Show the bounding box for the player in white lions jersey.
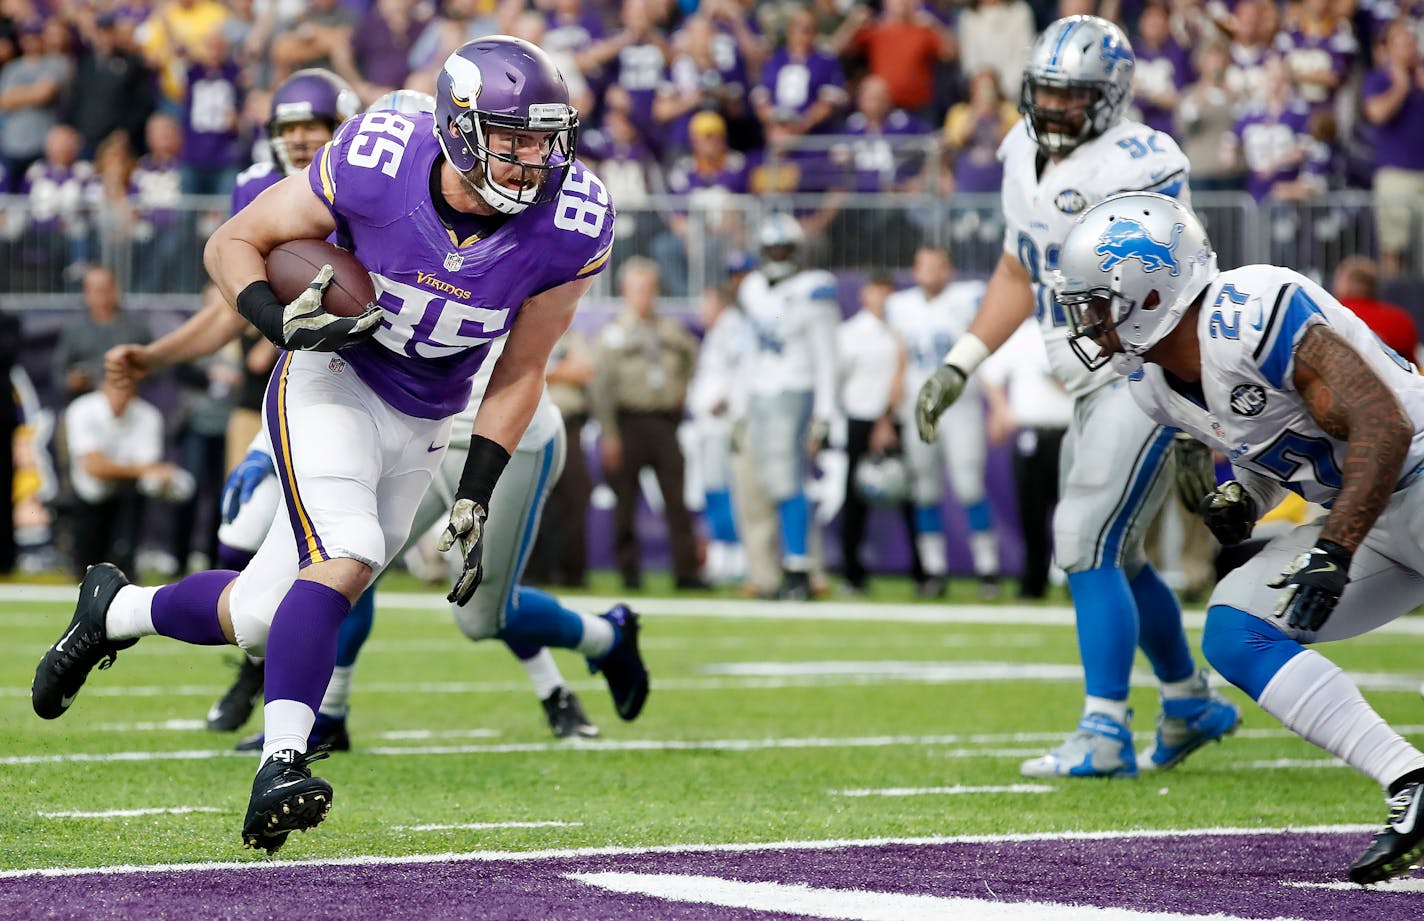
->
[1057,192,1424,885]
[915,15,1239,778]
[738,214,840,600]
[886,247,1000,598]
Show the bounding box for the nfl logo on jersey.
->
[444,252,464,272]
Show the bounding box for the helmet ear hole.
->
[1143,290,1162,311]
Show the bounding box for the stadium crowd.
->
[1,0,1422,589]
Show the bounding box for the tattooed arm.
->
[1292,324,1414,553]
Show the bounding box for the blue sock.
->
[965,499,992,533]
[265,580,350,712]
[1067,566,1138,701]
[914,504,944,535]
[498,586,586,650]
[336,587,375,669]
[778,493,810,558]
[1203,605,1306,700]
[705,489,739,543]
[151,570,236,646]
[1130,563,1195,684]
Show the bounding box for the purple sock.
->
[216,542,254,571]
[151,570,237,646]
[265,580,351,712]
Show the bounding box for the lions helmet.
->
[757,212,804,284]
[434,36,579,215]
[369,89,436,116]
[1056,192,1218,374]
[268,69,359,175]
[1020,15,1135,157]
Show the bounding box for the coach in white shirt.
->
[836,273,918,592]
[64,376,179,576]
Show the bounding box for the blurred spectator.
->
[956,0,1034,101]
[1177,42,1246,192]
[88,132,140,278]
[1331,255,1422,364]
[181,30,243,195]
[132,113,195,293]
[137,0,231,107]
[527,327,597,589]
[592,257,704,591]
[545,0,611,76]
[599,0,672,158]
[1227,57,1316,202]
[1273,0,1356,113]
[340,0,431,102]
[68,13,155,160]
[942,68,1017,195]
[268,0,356,84]
[168,284,238,573]
[583,101,670,288]
[1223,0,1275,111]
[751,8,847,148]
[838,0,955,122]
[0,308,17,573]
[0,20,71,190]
[981,320,1071,599]
[686,284,749,586]
[508,9,591,117]
[654,13,750,156]
[836,272,910,594]
[662,110,751,296]
[51,264,153,404]
[14,125,95,291]
[63,375,183,577]
[225,319,279,472]
[1132,3,1191,138]
[407,0,510,89]
[1362,20,1424,277]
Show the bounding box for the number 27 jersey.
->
[999,118,1189,399]
[309,110,615,420]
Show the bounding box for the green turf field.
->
[1,573,1420,872]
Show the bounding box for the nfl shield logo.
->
[444,252,464,272]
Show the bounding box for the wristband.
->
[1315,538,1354,565]
[456,434,512,510]
[944,333,990,376]
[236,280,286,347]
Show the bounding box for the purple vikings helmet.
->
[435,36,579,215]
[268,69,359,175]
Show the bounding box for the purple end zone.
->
[0,832,1414,921]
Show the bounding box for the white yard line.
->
[395,821,582,832]
[35,807,221,819]
[833,785,1055,797]
[0,825,1376,879]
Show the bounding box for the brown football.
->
[265,239,376,318]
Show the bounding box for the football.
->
[265,239,376,318]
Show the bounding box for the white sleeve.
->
[811,302,840,423]
[130,403,165,465]
[63,397,100,458]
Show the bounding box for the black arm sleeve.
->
[456,434,512,510]
[235,280,286,348]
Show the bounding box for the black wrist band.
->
[236,280,286,347]
[457,434,511,509]
[1316,538,1353,564]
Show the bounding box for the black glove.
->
[436,498,487,605]
[1268,539,1352,632]
[1198,480,1258,546]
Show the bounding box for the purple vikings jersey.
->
[753,49,847,127]
[184,61,244,170]
[308,110,615,420]
[1233,103,1313,202]
[1274,23,1357,108]
[231,161,281,215]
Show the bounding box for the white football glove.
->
[436,498,487,605]
[280,264,382,352]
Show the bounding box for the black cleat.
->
[589,605,649,721]
[32,564,137,719]
[542,686,600,739]
[206,657,265,732]
[778,570,812,601]
[235,714,351,753]
[915,577,947,599]
[1350,782,1424,884]
[241,749,333,854]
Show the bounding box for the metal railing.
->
[0,189,1416,310]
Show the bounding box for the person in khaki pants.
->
[592,257,704,590]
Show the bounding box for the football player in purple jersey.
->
[37,37,646,855]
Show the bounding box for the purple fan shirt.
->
[184,61,243,171]
[834,109,929,192]
[230,160,281,215]
[1361,69,1424,172]
[22,161,94,231]
[308,111,615,419]
[1134,41,1192,137]
[660,49,746,153]
[612,38,669,152]
[752,48,846,128]
[132,155,183,226]
[1232,103,1313,201]
[1274,22,1357,109]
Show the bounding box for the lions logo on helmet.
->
[1056,192,1217,374]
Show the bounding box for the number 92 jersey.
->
[308,109,615,420]
[999,118,1190,399]
[1128,264,1424,506]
